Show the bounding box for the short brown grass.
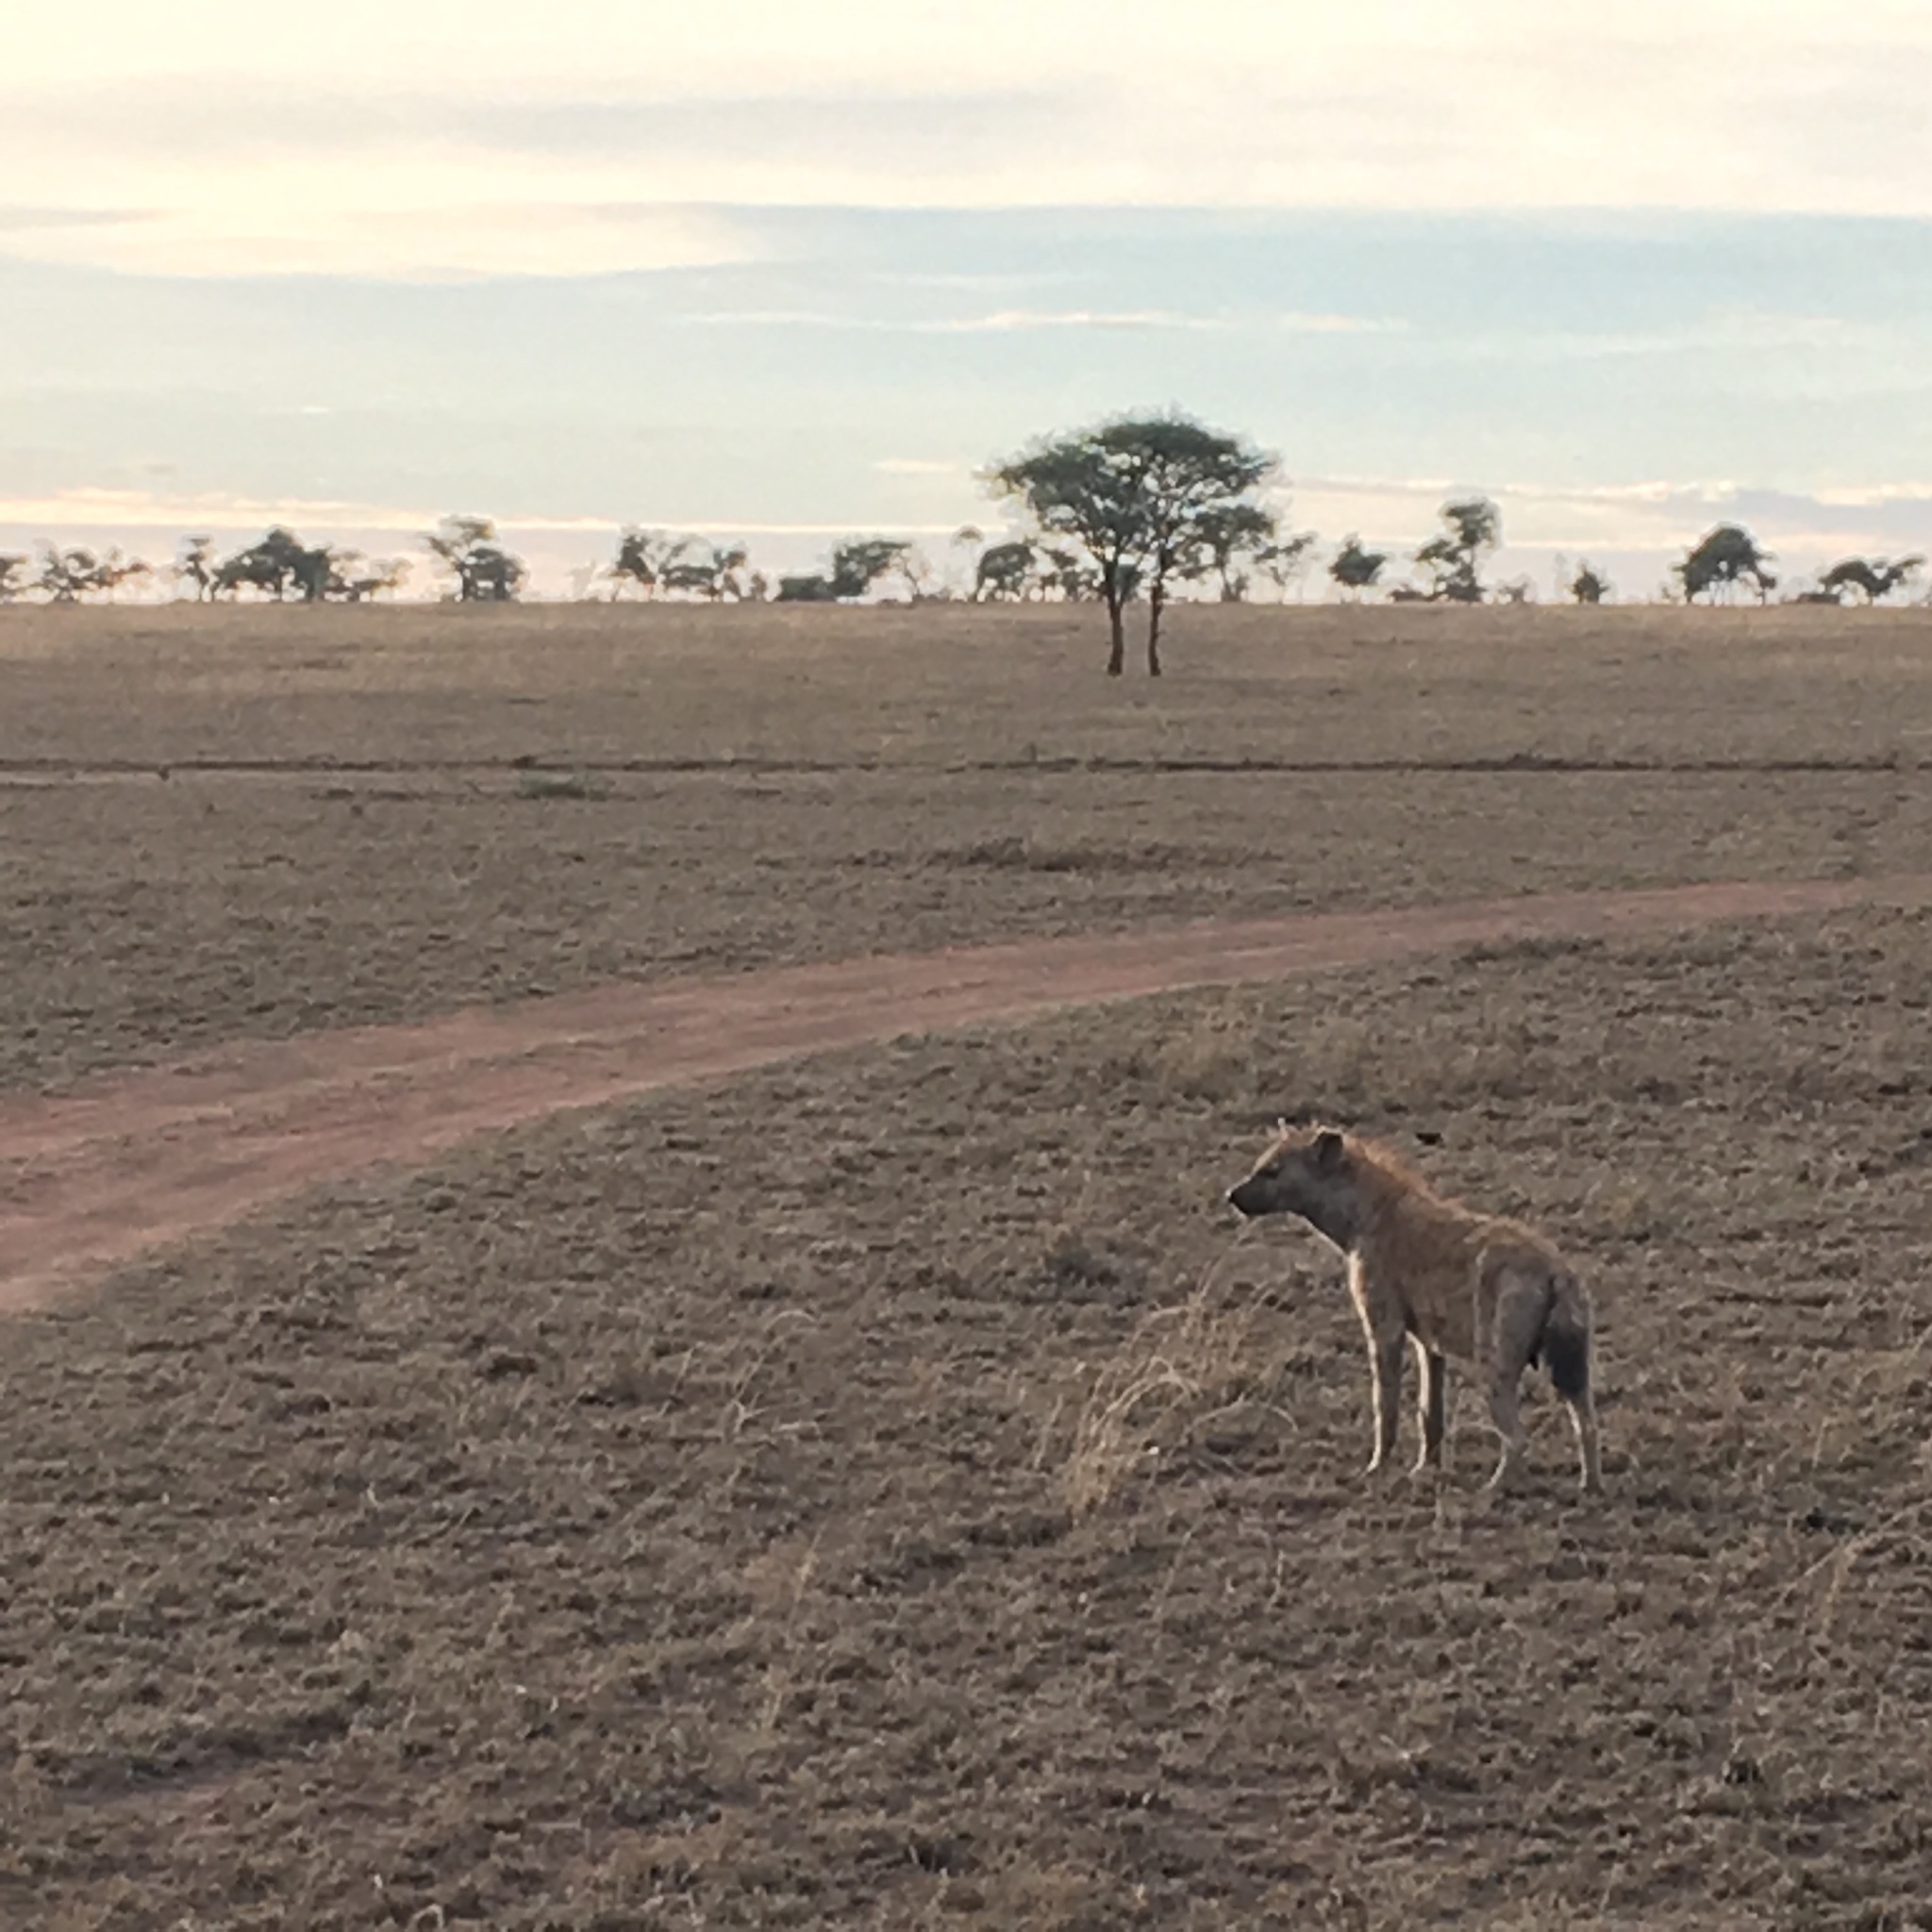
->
[3,601,1932,1924]
[8,909,1932,1925]
[3,602,1929,1091]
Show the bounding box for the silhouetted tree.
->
[425,515,525,602]
[330,553,410,601]
[174,535,216,601]
[206,528,397,602]
[1251,531,1319,601]
[610,530,756,601]
[212,527,319,600]
[1817,554,1924,606]
[610,527,683,598]
[1677,525,1776,604]
[777,538,913,604]
[988,412,1276,675]
[1570,562,1610,605]
[829,538,912,600]
[35,542,148,602]
[974,538,1039,601]
[719,545,758,600]
[1412,495,1501,603]
[1038,546,1101,602]
[775,573,837,603]
[1328,535,1388,599]
[0,553,27,601]
[1195,501,1278,602]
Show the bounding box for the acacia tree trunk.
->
[1104,572,1126,675]
[1145,577,1165,676]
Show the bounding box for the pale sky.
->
[7,2,1932,593]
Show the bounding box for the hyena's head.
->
[1225,1122,1356,1234]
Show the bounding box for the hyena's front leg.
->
[1365,1321,1407,1474]
[1412,1340,1447,1474]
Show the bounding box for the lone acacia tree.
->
[986,413,1277,675]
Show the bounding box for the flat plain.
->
[2,599,1931,1928]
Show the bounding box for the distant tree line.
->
[3,412,1924,674]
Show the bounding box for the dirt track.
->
[6,872,1927,1314]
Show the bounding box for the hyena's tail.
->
[1539,1272,1592,1402]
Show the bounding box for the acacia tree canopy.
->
[1677,524,1776,604]
[986,412,1277,675]
[34,542,148,602]
[1328,534,1388,597]
[1570,561,1611,605]
[1412,495,1501,603]
[1816,554,1923,606]
[425,515,525,603]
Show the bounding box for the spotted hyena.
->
[1226,1123,1602,1494]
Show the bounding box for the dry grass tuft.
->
[1152,1014,1258,1104]
[1061,1242,1291,1516]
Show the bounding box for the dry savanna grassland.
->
[2,599,1932,1929]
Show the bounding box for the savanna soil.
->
[5,908,1932,1929]
[4,601,1931,1091]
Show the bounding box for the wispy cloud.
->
[680,306,1401,335]
[0,206,157,232]
[10,8,1932,279]
[0,488,445,531]
[680,307,1222,333]
[0,489,973,541]
[0,198,755,280]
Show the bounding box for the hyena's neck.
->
[1294,1194,1364,1254]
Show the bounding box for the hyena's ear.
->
[1312,1128,1344,1171]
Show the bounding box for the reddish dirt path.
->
[4,874,1926,1313]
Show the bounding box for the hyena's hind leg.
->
[1411,1338,1447,1475]
[1481,1266,1548,1491]
[1541,1272,1603,1495]
[1561,1385,1604,1496]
